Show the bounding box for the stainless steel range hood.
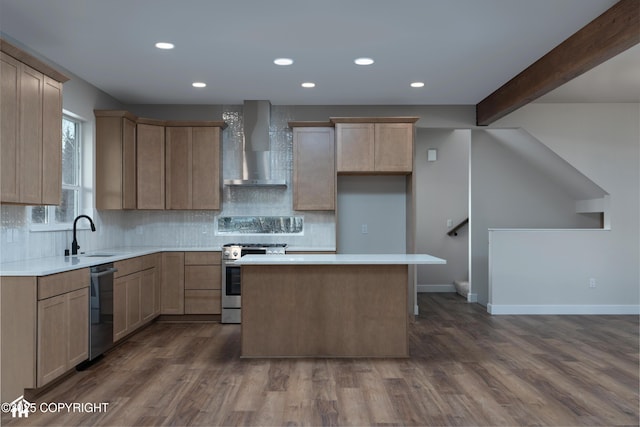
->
[224,100,286,187]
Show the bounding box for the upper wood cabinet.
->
[95,111,226,211]
[95,111,137,209]
[1,39,68,205]
[290,123,335,211]
[332,117,418,174]
[166,126,221,210]
[137,121,166,210]
[41,76,63,204]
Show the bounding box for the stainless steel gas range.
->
[221,243,287,323]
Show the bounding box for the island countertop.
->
[235,253,446,265]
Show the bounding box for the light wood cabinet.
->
[1,52,21,202]
[137,121,166,209]
[166,126,221,210]
[114,272,142,342]
[0,40,67,205]
[374,123,414,172]
[140,267,156,322]
[1,278,37,402]
[17,62,43,204]
[37,293,67,386]
[95,111,137,209]
[291,124,335,211]
[113,276,127,341]
[42,76,63,205]
[161,252,185,314]
[336,123,374,172]
[36,269,89,387]
[184,252,221,314]
[113,254,160,342]
[332,118,417,174]
[95,112,225,211]
[66,287,90,366]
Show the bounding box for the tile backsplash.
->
[217,216,304,234]
[0,105,335,264]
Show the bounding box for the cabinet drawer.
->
[140,253,160,270]
[38,268,89,300]
[185,265,220,290]
[114,257,142,278]
[184,251,220,265]
[184,290,220,314]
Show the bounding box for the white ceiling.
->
[1,0,636,106]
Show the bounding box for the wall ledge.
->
[487,304,640,315]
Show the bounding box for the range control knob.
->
[223,250,230,257]
[232,250,239,257]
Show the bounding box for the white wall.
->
[414,129,470,289]
[470,129,603,306]
[489,229,639,314]
[487,103,640,313]
[337,176,406,254]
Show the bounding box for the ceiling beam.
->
[476,0,640,126]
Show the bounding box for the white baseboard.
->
[417,284,456,293]
[467,293,478,303]
[487,304,640,315]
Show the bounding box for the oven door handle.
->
[90,267,118,278]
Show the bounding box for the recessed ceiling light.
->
[301,82,316,88]
[354,57,374,65]
[155,42,175,50]
[192,82,207,88]
[274,58,294,66]
[411,82,425,88]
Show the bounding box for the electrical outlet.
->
[361,224,368,234]
[589,278,597,288]
[447,219,453,227]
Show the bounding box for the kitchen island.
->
[235,254,446,358]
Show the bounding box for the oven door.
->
[222,262,241,308]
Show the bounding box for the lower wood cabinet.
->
[184,252,221,314]
[161,252,185,314]
[113,254,160,342]
[1,277,36,402]
[141,267,157,322]
[161,251,221,315]
[36,269,89,388]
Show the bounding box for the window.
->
[31,115,83,229]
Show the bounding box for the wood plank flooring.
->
[3,293,638,426]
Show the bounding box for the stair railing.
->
[447,218,469,237]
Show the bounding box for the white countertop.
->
[0,246,222,276]
[235,254,446,265]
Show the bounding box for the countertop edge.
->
[0,246,223,276]
[235,254,447,265]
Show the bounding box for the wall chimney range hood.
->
[224,100,286,187]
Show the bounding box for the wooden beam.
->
[476,0,640,126]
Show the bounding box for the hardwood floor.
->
[3,293,638,426]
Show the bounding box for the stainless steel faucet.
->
[71,215,96,255]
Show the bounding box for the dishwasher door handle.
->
[90,267,118,278]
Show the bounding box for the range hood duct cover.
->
[224,100,286,187]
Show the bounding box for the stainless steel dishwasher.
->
[88,263,118,361]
